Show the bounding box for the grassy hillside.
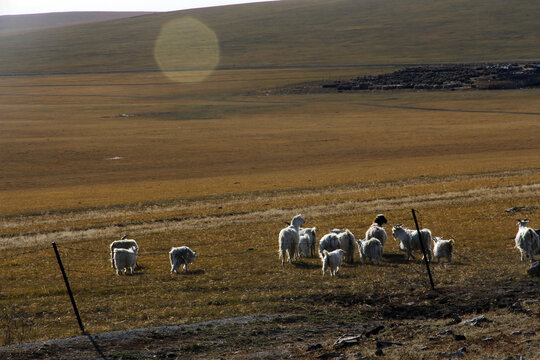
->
[0,0,539,74]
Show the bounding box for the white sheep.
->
[433,236,454,263]
[110,236,139,269]
[321,249,344,277]
[298,234,311,258]
[299,227,317,257]
[113,247,137,275]
[365,214,388,248]
[356,237,382,265]
[392,224,432,261]
[337,229,355,264]
[514,219,539,262]
[169,246,197,273]
[278,214,305,266]
[318,232,341,258]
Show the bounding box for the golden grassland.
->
[1,67,539,357]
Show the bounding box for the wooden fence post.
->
[411,209,435,290]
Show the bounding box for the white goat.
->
[356,237,383,265]
[299,227,317,257]
[169,246,197,273]
[113,247,137,275]
[318,232,341,258]
[392,224,432,261]
[321,249,344,277]
[278,214,305,266]
[433,237,454,263]
[110,236,139,269]
[337,229,355,264]
[365,214,388,248]
[514,219,539,262]
[298,234,311,258]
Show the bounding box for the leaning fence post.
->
[52,242,85,334]
[411,209,435,290]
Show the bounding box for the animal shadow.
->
[382,253,409,264]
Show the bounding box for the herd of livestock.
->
[108,214,540,276]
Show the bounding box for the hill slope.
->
[0,0,539,74]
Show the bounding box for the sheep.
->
[365,214,388,248]
[321,249,344,277]
[299,227,317,257]
[110,236,139,269]
[169,246,197,273]
[514,219,539,262]
[298,234,311,258]
[318,232,341,258]
[337,229,355,264]
[112,247,137,275]
[391,224,432,261]
[432,236,454,263]
[356,237,382,265]
[278,214,305,266]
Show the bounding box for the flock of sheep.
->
[108,215,539,276]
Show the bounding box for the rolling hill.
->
[0,0,539,75]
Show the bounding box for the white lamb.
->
[365,214,388,248]
[278,214,305,266]
[298,234,311,258]
[110,236,139,269]
[356,237,382,265]
[321,249,344,277]
[318,232,341,258]
[112,247,137,275]
[392,224,432,261]
[514,219,539,262]
[337,229,355,264]
[299,227,317,257]
[169,246,197,273]
[433,236,454,263]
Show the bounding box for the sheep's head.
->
[375,214,388,226]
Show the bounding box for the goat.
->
[356,237,382,265]
[433,236,454,263]
[319,232,341,258]
[110,236,139,269]
[169,246,197,273]
[514,219,539,262]
[278,214,305,266]
[112,247,137,275]
[321,249,344,277]
[337,229,355,264]
[299,227,317,257]
[392,224,432,261]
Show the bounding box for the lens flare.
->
[154,17,219,83]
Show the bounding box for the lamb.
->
[278,214,305,266]
[337,229,355,264]
[110,236,139,269]
[356,237,382,265]
[112,247,137,275]
[169,246,197,273]
[365,214,388,248]
[392,224,432,261]
[321,249,344,277]
[514,219,539,262]
[299,227,317,257]
[433,236,454,263]
[318,232,341,258]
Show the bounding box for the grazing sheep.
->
[113,247,137,275]
[321,249,344,277]
[433,237,454,263]
[337,229,355,264]
[392,224,432,261]
[169,246,197,273]
[319,232,341,258]
[514,219,540,262]
[279,214,305,266]
[356,237,383,265]
[298,234,311,258]
[365,214,388,248]
[110,236,139,269]
[299,227,317,257]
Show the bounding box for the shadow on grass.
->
[382,253,409,264]
[292,261,320,269]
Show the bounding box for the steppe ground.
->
[1,67,539,359]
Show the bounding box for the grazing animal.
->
[392,224,432,261]
[337,229,355,264]
[299,227,317,257]
[298,234,311,258]
[278,214,305,266]
[110,236,139,269]
[365,216,388,248]
[433,237,454,263]
[356,237,383,265]
[321,249,344,277]
[514,219,539,262]
[169,246,197,273]
[319,232,341,258]
[113,247,137,275]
